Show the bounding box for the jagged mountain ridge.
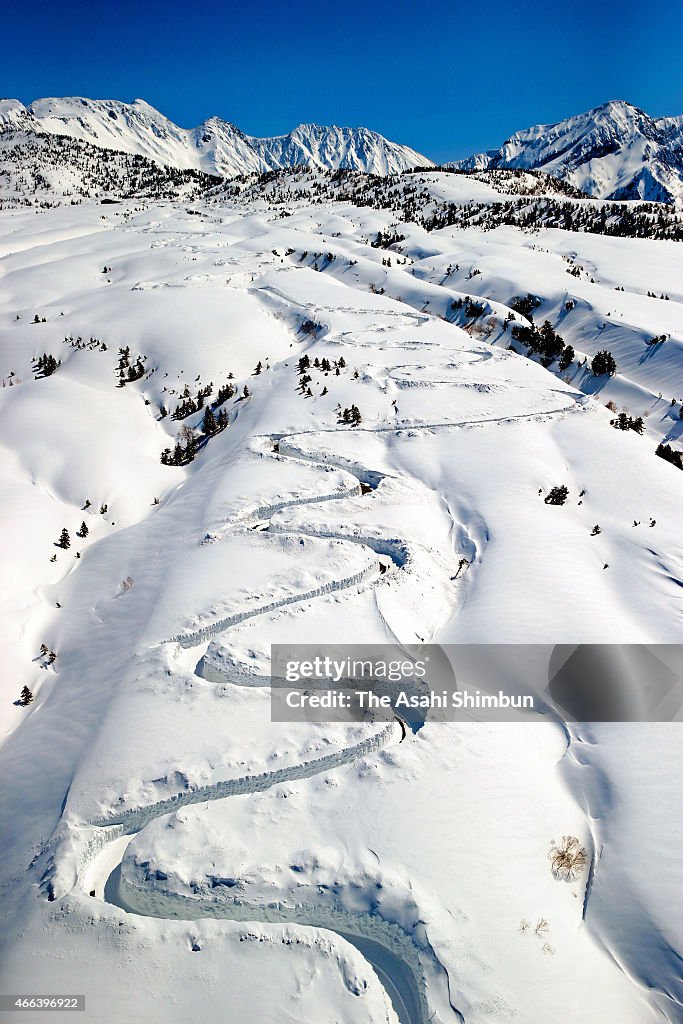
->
[448,100,683,203]
[3,96,682,203]
[0,97,431,177]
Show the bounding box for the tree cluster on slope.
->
[611,412,644,434]
[656,442,683,470]
[33,353,60,378]
[116,346,146,386]
[0,131,222,208]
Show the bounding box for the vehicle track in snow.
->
[72,718,440,1024]
[61,420,485,1024]
[53,375,584,1024]
[164,385,585,651]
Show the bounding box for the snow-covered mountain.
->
[5,96,683,202]
[449,100,683,203]
[0,96,431,176]
[1,95,683,1024]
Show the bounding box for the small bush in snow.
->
[549,836,587,880]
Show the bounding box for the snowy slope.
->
[0,175,682,1024]
[449,100,683,203]
[0,96,431,177]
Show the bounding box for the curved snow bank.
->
[562,723,683,1023]
[163,559,380,648]
[277,436,387,489]
[107,869,431,1024]
[201,474,361,542]
[89,722,397,829]
[268,522,410,569]
[69,717,438,1024]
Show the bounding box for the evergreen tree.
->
[57,528,71,549]
[611,412,645,434]
[591,350,617,376]
[19,685,33,706]
[559,345,575,371]
[544,485,569,506]
[202,406,217,435]
[76,520,89,539]
[655,442,683,470]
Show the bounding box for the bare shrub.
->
[549,836,587,880]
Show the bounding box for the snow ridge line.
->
[88,721,397,830]
[162,560,379,648]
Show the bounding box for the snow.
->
[0,166,682,1024]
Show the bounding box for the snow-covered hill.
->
[449,100,683,204]
[0,152,682,1023]
[0,130,221,206]
[0,96,431,177]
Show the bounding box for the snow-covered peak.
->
[26,96,198,168]
[251,122,431,175]
[0,98,43,133]
[449,100,683,203]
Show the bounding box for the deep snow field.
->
[0,180,682,1024]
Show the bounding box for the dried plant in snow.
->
[549,835,587,880]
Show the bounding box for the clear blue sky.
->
[5,0,682,162]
